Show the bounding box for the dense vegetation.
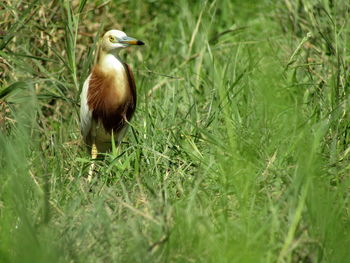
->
[1,0,349,262]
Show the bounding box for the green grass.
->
[1,0,350,262]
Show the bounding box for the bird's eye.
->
[109,36,115,42]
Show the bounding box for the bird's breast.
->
[87,65,129,113]
[102,54,130,104]
[87,57,136,133]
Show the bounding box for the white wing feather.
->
[80,75,92,141]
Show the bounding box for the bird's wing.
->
[80,75,92,141]
[123,63,137,106]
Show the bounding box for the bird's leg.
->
[91,143,98,159]
[88,122,98,182]
[87,142,97,182]
[87,143,97,182]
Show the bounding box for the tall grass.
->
[1,0,349,262]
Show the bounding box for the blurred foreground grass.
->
[0,0,350,262]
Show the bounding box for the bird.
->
[80,29,144,163]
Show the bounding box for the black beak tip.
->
[137,40,145,45]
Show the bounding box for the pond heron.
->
[80,30,144,170]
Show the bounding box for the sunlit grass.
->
[0,0,349,262]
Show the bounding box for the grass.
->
[0,0,350,262]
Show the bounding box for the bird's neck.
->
[97,50,124,73]
[93,50,130,104]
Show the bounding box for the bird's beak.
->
[120,36,145,46]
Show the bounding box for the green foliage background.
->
[0,0,349,262]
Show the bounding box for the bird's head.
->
[100,30,144,53]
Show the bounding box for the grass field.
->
[1,0,350,262]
